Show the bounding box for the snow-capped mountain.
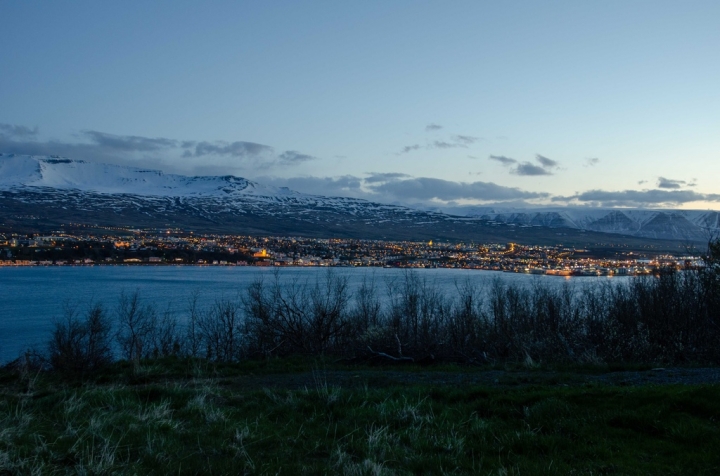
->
[0,154,447,229]
[465,207,720,243]
[0,154,711,246]
[0,154,498,243]
[0,154,293,198]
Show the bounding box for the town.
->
[0,227,701,276]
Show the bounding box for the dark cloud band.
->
[0,124,314,169]
[190,141,273,158]
[83,130,177,152]
[279,150,317,164]
[0,123,39,137]
[369,177,548,201]
[554,189,720,207]
[657,177,694,189]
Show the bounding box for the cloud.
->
[512,162,552,176]
[398,134,479,154]
[432,140,466,149]
[188,142,317,167]
[454,135,479,145]
[554,189,720,207]
[83,130,177,152]
[256,175,365,198]
[425,123,443,131]
[0,124,313,173]
[258,172,547,207]
[364,172,410,183]
[490,154,555,176]
[278,150,317,164]
[584,157,600,167]
[488,155,517,166]
[0,123,39,137]
[190,140,273,158]
[657,177,694,189]
[368,177,548,202]
[399,144,421,154]
[535,154,558,168]
[0,135,116,162]
[399,140,467,154]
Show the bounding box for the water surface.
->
[0,266,626,362]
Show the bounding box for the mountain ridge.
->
[0,153,296,198]
[0,154,713,247]
[460,206,719,242]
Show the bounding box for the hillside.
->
[0,154,699,251]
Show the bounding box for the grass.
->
[79,355,669,382]
[1,360,719,474]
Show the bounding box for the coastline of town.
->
[0,229,702,276]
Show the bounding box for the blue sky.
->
[2,1,719,210]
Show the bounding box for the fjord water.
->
[0,266,627,363]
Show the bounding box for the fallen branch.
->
[367,346,414,363]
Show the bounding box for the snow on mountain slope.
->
[0,154,294,198]
[2,154,717,242]
[0,154,441,227]
[469,207,720,242]
[0,154,44,186]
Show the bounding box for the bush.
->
[36,238,720,370]
[243,270,352,356]
[48,303,113,376]
[197,298,244,361]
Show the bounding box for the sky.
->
[1,0,720,211]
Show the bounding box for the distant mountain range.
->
[0,154,714,249]
[460,207,720,243]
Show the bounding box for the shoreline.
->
[0,261,646,276]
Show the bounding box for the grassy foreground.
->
[1,360,719,475]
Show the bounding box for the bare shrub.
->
[445,279,489,361]
[523,282,583,362]
[487,277,531,359]
[115,290,158,364]
[183,292,203,358]
[48,303,113,376]
[32,237,720,369]
[243,269,352,356]
[350,276,383,331]
[150,306,181,358]
[306,270,352,353]
[197,298,244,361]
[243,278,281,356]
[383,271,450,360]
[350,277,392,355]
